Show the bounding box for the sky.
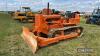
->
[0,0,100,12]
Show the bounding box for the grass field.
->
[0,13,100,56]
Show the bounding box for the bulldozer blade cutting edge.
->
[21,27,37,54]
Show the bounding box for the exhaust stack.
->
[47,2,50,15]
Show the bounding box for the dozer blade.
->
[21,27,37,54]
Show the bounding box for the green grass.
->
[0,13,100,56]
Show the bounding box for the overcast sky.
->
[0,0,100,12]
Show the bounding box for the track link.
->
[48,26,83,38]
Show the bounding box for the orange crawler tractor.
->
[21,3,83,53]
